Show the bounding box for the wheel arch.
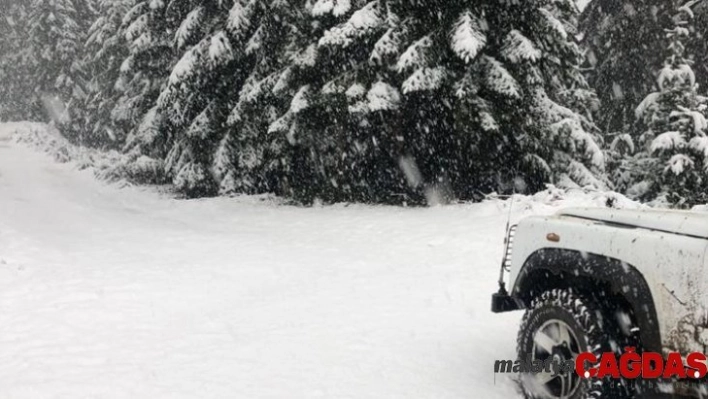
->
[512,248,662,353]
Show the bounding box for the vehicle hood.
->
[557,207,708,240]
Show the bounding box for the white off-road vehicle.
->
[492,207,708,399]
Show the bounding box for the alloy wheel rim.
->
[531,319,583,399]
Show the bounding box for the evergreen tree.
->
[218,0,312,197]
[0,2,37,120]
[114,0,178,154]
[81,0,136,148]
[25,0,96,134]
[1,0,607,204]
[131,1,338,198]
[249,1,400,201]
[580,0,676,133]
[632,2,708,206]
[579,0,708,135]
[274,0,605,203]
[148,0,234,197]
[129,0,260,197]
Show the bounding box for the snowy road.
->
[0,123,613,398]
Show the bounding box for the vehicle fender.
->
[514,248,661,353]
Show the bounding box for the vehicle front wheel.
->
[516,288,630,399]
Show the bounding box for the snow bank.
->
[4,122,164,188]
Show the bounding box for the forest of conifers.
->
[2,0,708,206]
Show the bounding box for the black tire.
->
[516,288,632,399]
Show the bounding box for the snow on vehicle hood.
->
[557,208,708,240]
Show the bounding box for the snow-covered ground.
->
[0,123,633,398]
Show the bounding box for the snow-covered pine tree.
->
[0,2,38,120]
[633,2,708,206]
[114,0,178,156]
[124,0,298,197]
[143,0,240,197]
[242,0,417,203]
[147,0,301,197]
[81,0,136,148]
[67,0,602,203]
[689,1,708,88]
[276,0,605,203]
[284,0,409,203]
[217,0,311,197]
[25,0,96,136]
[145,0,358,200]
[580,0,677,134]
